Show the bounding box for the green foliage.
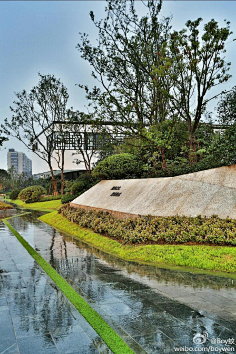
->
[77,1,173,131]
[61,173,100,204]
[208,124,236,166]
[61,194,80,204]
[0,128,8,147]
[18,185,46,203]
[59,205,236,247]
[0,169,9,180]
[71,181,86,195]
[217,86,236,125]
[9,189,21,200]
[40,195,62,202]
[78,1,232,159]
[116,121,219,178]
[71,172,99,194]
[2,73,69,195]
[9,198,61,211]
[0,202,13,210]
[0,169,10,192]
[92,153,142,179]
[63,180,74,194]
[167,18,232,144]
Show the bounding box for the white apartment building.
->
[7,149,32,176]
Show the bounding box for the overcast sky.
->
[0,1,235,174]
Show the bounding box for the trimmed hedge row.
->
[40,195,62,202]
[59,204,236,246]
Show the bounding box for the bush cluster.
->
[71,181,86,195]
[0,202,13,210]
[18,185,46,203]
[61,173,100,204]
[61,193,81,204]
[92,153,142,179]
[40,195,62,202]
[59,204,236,246]
[9,189,21,200]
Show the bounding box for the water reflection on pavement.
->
[1,211,236,354]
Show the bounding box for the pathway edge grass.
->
[3,217,135,354]
[39,211,236,279]
[6,198,61,212]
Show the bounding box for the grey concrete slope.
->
[71,165,236,219]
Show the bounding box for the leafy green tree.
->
[0,169,9,191]
[77,0,173,134]
[208,123,236,166]
[117,120,189,176]
[217,86,236,124]
[2,74,69,195]
[0,169,9,181]
[167,18,232,154]
[0,129,8,147]
[92,153,142,179]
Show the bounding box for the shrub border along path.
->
[40,211,236,278]
[3,215,135,354]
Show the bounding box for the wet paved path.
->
[1,211,236,353]
[0,217,112,354]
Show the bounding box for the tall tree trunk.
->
[161,148,167,170]
[49,165,58,195]
[60,150,65,195]
[189,133,196,164]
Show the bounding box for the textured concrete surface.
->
[71,165,236,219]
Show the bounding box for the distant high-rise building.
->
[7,149,32,176]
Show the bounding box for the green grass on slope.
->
[3,218,134,354]
[7,199,61,211]
[39,211,236,277]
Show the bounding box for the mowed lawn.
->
[7,199,62,211]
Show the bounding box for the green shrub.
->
[9,189,21,200]
[0,202,13,210]
[61,194,81,204]
[40,195,62,202]
[71,181,86,195]
[18,185,46,203]
[92,153,142,179]
[59,204,236,246]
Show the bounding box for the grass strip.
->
[39,211,236,278]
[7,199,61,212]
[3,218,135,354]
[5,212,32,220]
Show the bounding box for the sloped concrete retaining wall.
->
[71,165,236,219]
